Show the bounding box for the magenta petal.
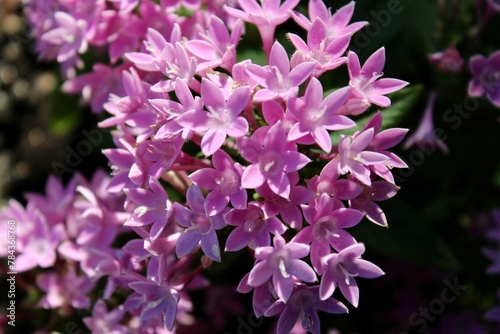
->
[269,42,290,75]
[190,168,218,190]
[339,278,359,307]
[253,89,279,102]
[186,185,205,213]
[372,78,409,95]
[249,261,274,286]
[369,94,391,107]
[176,230,201,258]
[363,47,386,74]
[288,259,316,282]
[277,304,299,334]
[242,164,266,189]
[288,62,315,86]
[204,191,229,216]
[267,172,290,198]
[282,151,310,171]
[320,270,337,300]
[227,117,249,137]
[273,272,294,302]
[200,230,221,262]
[230,188,248,209]
[225,226,252,251]
[351,128,374,152]
[201,128,226,156]
[331,208,364,228]
[312,127,333,152]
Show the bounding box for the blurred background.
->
[1,0,500,333]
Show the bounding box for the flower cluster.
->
[7,0,411,333]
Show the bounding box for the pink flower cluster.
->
[8,0,411,333]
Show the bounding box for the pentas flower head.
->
[224,0,300,56]
[292,0,368,42]
[129,278,180,331]
[225,201,287,251]
[294,194,364,272]
[37,268,95,309]
[307,159,363,200]
[83,300,127,334]
[265,285,348,334]
[256,172,315,230]
[185,16,244,72]
[340,47,409,115]
[349,180,398,227]
[246,233,316,303]
[41,11,88,63]
[150,78,202,140]
[468,50,500,107]
[357,111,408,183]
[337,128,390,186]
[287,78,355,153]
[177,78,250,156]
[190,149,247,215]
[319,243,384,307]
[246,41,316,102]
[62,62,130,113]
[238,122,311,199]
[124,176,174,240]
[16,213,65,272]
[428,44,464,74]
[288,18,351,77]
[174,185,226,262]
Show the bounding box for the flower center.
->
[312,216,339,240]
[259,151,282,175]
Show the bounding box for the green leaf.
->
[330,84,423,145]
[48,87,83,137]
[351,198,461,270]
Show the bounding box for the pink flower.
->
[360,111,409,183]
[468,50,500,107]
[288,18,350,77]
[256,172,315,229]
[174,185,227,262]
[287,77,354,153]
[185,16,244,71]
[124,176,174,240]
[349,180,398,227]
[337,128,390,186]
[319,243,384,307]
[265,285,348,334]
[224,0,300,56]
[292,0,368,41]
[306,159,363,200]
[16,213,64,272]
[149,78,202,140]
[62,63,130,113]
[238,122,311,198]
[246,234,316,302]
[190,149,247,215]
[225,201,287,251]
[41,11,88,63]
[37,268,95,309]
[294,194,364,272]
[246,41,316,102]
[340,47,409,115]
[129,278,180,331]
[428,44,464,74]
[83,300,127,334]
[177,78,250,156]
